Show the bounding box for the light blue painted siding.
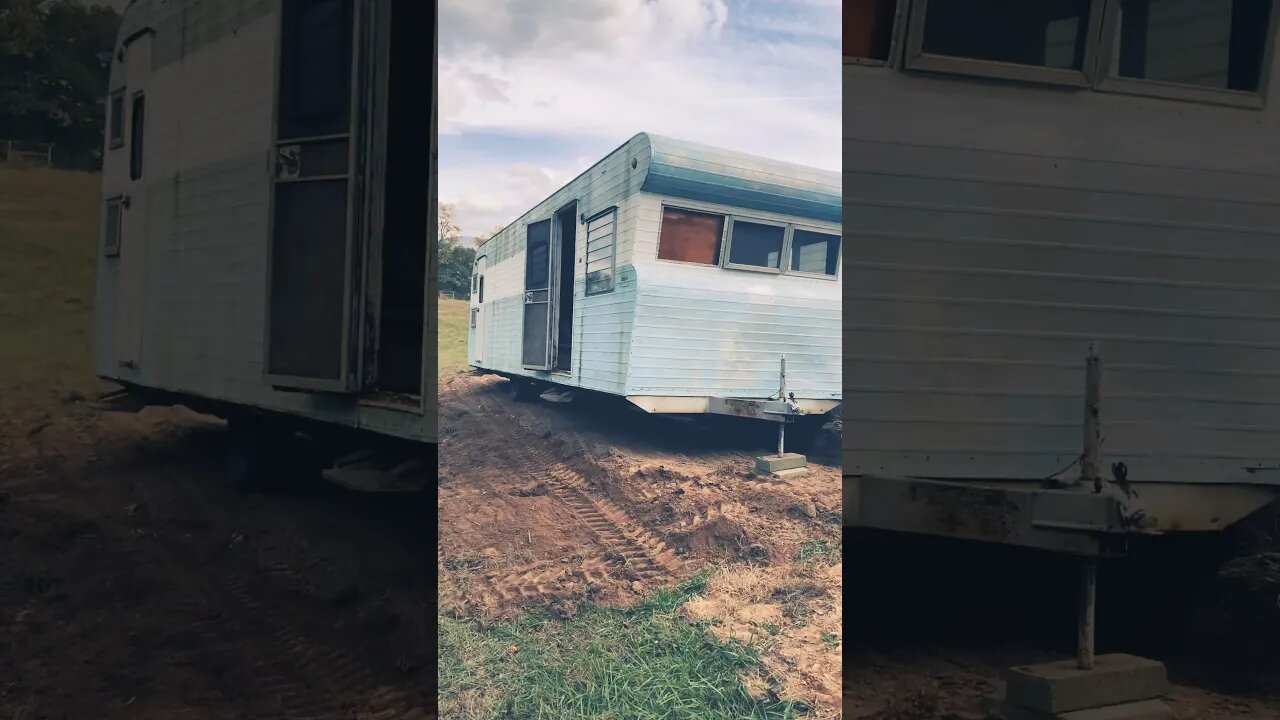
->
[642,134,842,224]
[843,60,1280,485]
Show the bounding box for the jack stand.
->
[996,554,1172,718]
[1077,560,1097,671]
[755,355,808,479]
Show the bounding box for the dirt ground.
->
[0,400,432,719]
[437,372,844,714]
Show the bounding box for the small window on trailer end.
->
[129,92,145,180]
[108,89,125,149]
[657,207,724,265]
[104,198,123,256]
[846,0,898,62]
[585,208,617,295]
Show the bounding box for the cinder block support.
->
[1002,698,1174,720]
[755,452,807,477]
[1004,654,1169,715]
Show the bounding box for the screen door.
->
[264,0,363,390]
[522,219,552,369]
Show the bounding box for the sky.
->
[439,0,842,238]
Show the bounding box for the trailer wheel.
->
[509,377,536,403]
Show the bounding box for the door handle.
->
[122,195,132,209]
[524,291,534,303]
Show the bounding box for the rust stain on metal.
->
[910,483,1021,540]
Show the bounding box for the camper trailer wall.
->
[842,1,1280,486]
[95,0,435,444]
[470,133,841,411]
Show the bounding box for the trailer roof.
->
[642,132,841,225]
[476,132,841,252]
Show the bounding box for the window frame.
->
[895,0,1279,108]
[654,204,728,269]
[128,90,145,181]
[654,202,841,280]
[844,0,908,67]
[902,0,1108,87]
[108,88,126,150]
[786,223,843,280]
[722,215,789,275]
[584,205,618,296]
[104,196,124,257]
[1091,0,1278,109]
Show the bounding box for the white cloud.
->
[439,0,840,237]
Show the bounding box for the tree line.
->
[0,0,122,169]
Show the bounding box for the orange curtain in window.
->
[846,0,893,60]
[657,209,723,265]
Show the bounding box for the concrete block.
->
[1002,699,1173,720]
[1004,654,1168,714]
[755,452,807,473]
[767,467,809,480]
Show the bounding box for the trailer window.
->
[278,0,354,140]
[907,0,1101,85]
[108,89,125,149]
[1107,0,1271,94]
[104,197,123,257]
[657,208,724,266]
[129,93,145,180]
[585,207,617,295]
[846,0,897,62]
[790,229,840,276]
[725,220,785,272]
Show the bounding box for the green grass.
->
[0,167,107,414]
[438,296,471,375]
[439,575,806,720]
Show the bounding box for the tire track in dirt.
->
[183,567,429,720]
[146,535,426,720]
[453,382,686,607]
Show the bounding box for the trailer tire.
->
[509,377,536,403]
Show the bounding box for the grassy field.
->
[438,575,807,720]
[0,167,108,417]
[438,296,471,375]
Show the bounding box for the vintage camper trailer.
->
[94,0,435,489]
[467,132,842,429]
[842,0,1280,555]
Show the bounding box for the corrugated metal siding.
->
[843,65,1280,485]
[627,194,841,400]
[94,0,433,443]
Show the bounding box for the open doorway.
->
[373,0,429,396]
[553,203,576,372]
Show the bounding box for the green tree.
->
[0,0,121,169]
[438,203,476,299]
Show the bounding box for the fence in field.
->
[0,140,54,167]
